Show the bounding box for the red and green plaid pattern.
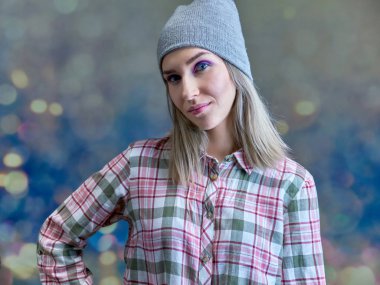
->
[38,137,325,284]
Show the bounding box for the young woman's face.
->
[162,47,237,132]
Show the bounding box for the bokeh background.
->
[1,0,379,284]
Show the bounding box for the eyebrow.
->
[162,51,210,75]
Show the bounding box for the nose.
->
[181,75,199,101]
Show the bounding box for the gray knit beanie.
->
[157,0,253,80]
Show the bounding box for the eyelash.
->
[166,74,181,83]
[165,61,212,84]
[193,61,211,72]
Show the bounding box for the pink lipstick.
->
[188,102,211,115]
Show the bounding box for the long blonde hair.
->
[166,61,289,185]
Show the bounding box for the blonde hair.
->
[166,61,289,184]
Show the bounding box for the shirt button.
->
[201,255,210,264]
[210,173,218,181]
[206,210,213,219]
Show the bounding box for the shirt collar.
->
[201,149,254,175]
[232,150,254,175]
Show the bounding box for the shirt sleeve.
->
[37,149,131,284]
[281,172,326,284]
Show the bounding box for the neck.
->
[206,119,237,162]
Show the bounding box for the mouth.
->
[188,102,211,115]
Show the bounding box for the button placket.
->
[205,200,214,220]
[208,159,219,181]
[199,160,218,283]
[209,163,219,182]
[201,253,211,264]
[209,172,218,181]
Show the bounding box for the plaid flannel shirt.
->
[37,137,325,284]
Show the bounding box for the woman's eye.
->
[194,61,211,72]
[166,74,181,84]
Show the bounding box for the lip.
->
[188,102,211,115]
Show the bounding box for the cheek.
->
[168,92,183,113]
[167,87,178,104]
[206,72,236,99]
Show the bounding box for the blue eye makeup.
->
[163,60,212,84]
[193,60,212,73]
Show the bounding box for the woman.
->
[37,0,326,284]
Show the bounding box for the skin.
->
[162,47,238,162]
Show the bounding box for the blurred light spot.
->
[295,100,316,116]
[0,114,21,135]
[0,223,15,243]
[99,251,117,266]
[4,171,28,196]
[15,220,33,240]
[98,234,116,252]
[338,266,375,285]
[54,0,78,14]
[0,194,21,221]
[100,276,120,285]
[30,99,48,114]
[276,120,289,135]
[0,84,17,105]
[20,243,37,259]
[49,102,64,116]
[3,152,23,168]
[283,7,296,20]
[3,243,37,280]
[11,69,29,89]
[99,223,117,234]
[0,172,6,187]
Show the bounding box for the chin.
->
[198,124,217,132]
[190,119,219,132]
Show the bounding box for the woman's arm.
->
[282,173,326,284]
[37,151,130,284]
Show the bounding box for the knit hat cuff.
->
[158,27,252,81]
